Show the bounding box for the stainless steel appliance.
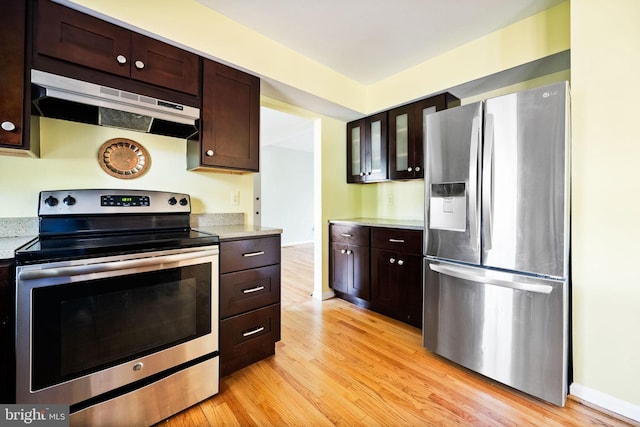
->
[423,82,570,406]
[14,189,220,426]
[31,70,200,138]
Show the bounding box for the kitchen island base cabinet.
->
[219,235,281,377]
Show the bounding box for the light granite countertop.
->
[329,217,423,231]
[0,236,37,260]
[195,224,282,240]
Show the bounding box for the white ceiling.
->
[197,0,564,85]
[198,0,565,151]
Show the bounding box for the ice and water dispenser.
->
[429,182,466,232]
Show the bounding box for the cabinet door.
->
[349,244,370,300]
[399,253,423,328]
[346,119,366,183]
[389,94,452,180]
[330,243,350,294]
[36,0,131,78]
[199,60,260,171]
[388,104,416,180]
[0,260,14,403]
[130,33,200,95]
[330,243,370,300]
[364,112,388,182]
[0,0,27,149]
[371,248,403,319]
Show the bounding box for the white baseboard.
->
[570,383,640,422]
[312,289,335,301]
[281,240,313,247]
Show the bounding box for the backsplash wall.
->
[0,118,254,218]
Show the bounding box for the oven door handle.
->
[18,249,219,281]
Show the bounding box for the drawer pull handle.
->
[243,251,265,257]
[243,326,265,337]
[243,285,265,294]
[340,233,353,237]
[389,238,405,243]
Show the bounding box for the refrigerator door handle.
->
[483,113,495,250]
[468,114,482,250]
[429,263,553,294]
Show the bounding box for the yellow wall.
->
[571,0,640,408]
[0,119,254,218]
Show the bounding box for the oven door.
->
[15,245,219,406]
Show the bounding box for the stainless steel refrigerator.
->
[423,81,570,406]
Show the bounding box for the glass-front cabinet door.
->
[389,94,452,180]
[347,112,387,183]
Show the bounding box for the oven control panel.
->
[38,189,191,216]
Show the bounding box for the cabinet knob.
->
[1,121,16,132]
[407,167,413,172]
[359,172,365,177]
[134,60,145,70]
[116,54,127,64]
[340,249,346,254]
[346,250,352,255]
[397,259,405,266]
[389,258,396,264]
[415,166,421,172]
[206,149,215,156]
[367,171,372,175]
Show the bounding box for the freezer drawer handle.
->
[340,233,353,237]
[388,238,405,243]
[243,285,265,294]
[429,263,553,294]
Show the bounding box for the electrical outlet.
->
[231,191,240,206]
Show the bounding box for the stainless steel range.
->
[14,189,220,426]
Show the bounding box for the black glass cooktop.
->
[15,229,219,265]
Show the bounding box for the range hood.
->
[31,70,200,139]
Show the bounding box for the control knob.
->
[44,195,58,207]
[179,198,188,206]
[63,195,76,206]
[168,197,177,206]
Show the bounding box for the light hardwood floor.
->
[157,244,635,426]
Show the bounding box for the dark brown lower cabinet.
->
[330,223,423,328]
[371,227,423,328]
[0,260,15,403]
[219,235,281,377]
[329,224,371,305]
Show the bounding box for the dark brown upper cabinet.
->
[33,0,200,103]
[187,60,260,172]
[347,111,388,183]
[388,93,459,180]
[0,0,38,156]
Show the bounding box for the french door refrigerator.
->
[422,82,570,406]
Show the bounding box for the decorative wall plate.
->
[98,138,150,179]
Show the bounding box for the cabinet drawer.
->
[220,265,280,318]
[219,303,281,376]
[330,224,370,246]
[371,228,422,254]
[220,235,281,273]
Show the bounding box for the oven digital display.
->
[101,195,150,207]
